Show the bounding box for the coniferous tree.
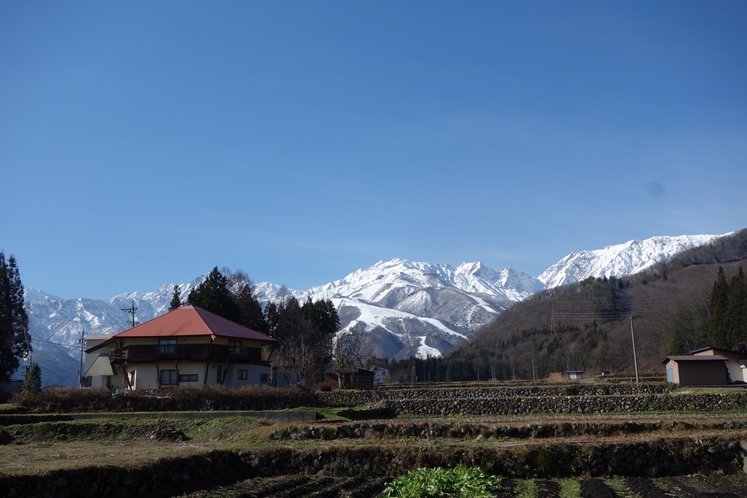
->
[169,285,182,311]
[709,267,730,348]
[0,252,31,384]
[264,301,280,337]
[726,266,747,349]
[187,267,241,323]
[267,296,340,385]
[226,270,268,332]
[22,362,42,393]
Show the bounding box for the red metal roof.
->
[86,305,277,353]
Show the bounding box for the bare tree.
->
[332,329,374,388]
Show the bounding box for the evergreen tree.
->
[227,271,268,332]
[187,267,241,323]
[168,285,182,311]
[22,362,41,393]
[302,297,340,336]
[0,252,31,384]
[726,266,747,349]
[264,301,280,338]
[709,267,729,348]
[266,296,340,385]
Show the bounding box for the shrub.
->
[379,464,502,498]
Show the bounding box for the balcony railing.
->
[110,344,266,364]
[155,344,187,358]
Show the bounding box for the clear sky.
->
[1,1,745,300]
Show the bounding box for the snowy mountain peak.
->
[537,233,724,288]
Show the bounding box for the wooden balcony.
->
[109,344,268,365]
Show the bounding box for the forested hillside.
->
[442,229,747,380]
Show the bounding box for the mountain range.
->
[20,233,726,386]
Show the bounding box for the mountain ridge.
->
[20,232,728,385]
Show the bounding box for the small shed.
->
[324,368,375,390]
[565,369,585,380]
[547,372,563,381]
[691,347,747,383]
[662,355,728,386]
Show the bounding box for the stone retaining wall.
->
[1,438,741,497]
[268,419,747,442]
[379,393,747,416]
[316,384,672,407]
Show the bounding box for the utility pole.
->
[24,328,32,370]
[122,300,137,328]
[630,315,639,384]
[78,328,85,388]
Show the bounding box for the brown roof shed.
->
[662,355,728,386]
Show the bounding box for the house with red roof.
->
[85,305,278,390]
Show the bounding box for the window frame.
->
[160,369,178,386]
[157,338,177,355]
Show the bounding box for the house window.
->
[238,369,248,380]
[179,374,198,382]
[229,338,242,356]
[260,373,269,384]
[157,338,177,355]
[160,369,178,386]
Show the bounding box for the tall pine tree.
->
[187,267,241,323]
[726,266,747,349]
[168,285,182,311]
[709,266,729,348]
[0,252,31,384]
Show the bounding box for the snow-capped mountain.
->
[537,234,724,288]
[21,232,727,385]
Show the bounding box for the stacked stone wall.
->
[316,383,672,407]
[1,439,741,497]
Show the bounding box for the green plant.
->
[379,464,502,497]
[558,478,581,498]
[514,479,538,498]
[604,478,640,498]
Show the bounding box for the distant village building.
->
[371,366,390,384]
[85,305,277,390]
[324,368,375,390]
[565,369,585,380]
[547,372,563,381]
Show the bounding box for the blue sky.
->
[1,1,745,300]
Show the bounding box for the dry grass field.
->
[3,407,747,496]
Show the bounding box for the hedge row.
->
[13,385,318,413]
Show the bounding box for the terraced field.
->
[4,382,747,497]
